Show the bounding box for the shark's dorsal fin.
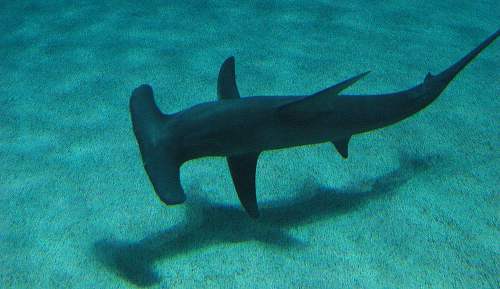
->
[311,71,371,99]
[227,152,260,218]
[332,136,351,159]
[276,71,370,121]
[217,56,241,100]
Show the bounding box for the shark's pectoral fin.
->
[276,71,370,122]
[227,152,261,218]
[332,136,351,159]
[217,56,241,100]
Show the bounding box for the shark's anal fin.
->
[227,152,261,218]
[217,56,241,100]
[332,136,351,159]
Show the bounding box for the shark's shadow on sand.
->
[93,153,443,286]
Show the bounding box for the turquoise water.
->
[1,1,498,288]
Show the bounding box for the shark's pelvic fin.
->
[217,56,241,100]
[227,152,261,218]
[332,136,351,159]
[130,85,186,205]
[276,71,370,122]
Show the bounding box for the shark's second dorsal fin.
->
[276,71,370,122]
[227,152,261,218]
[424,72,434,82]
[217,56,241,100]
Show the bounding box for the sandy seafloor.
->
[0,0,499,288]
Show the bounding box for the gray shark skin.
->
[130,29,499,218]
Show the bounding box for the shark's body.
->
[130,29,499,218]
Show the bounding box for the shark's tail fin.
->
[396,28,499,123]
[130,84,186,205]
[423,29,499,98]
[435,29,499,84]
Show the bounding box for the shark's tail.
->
[399,28,500,119]
[130,84,186,205]
[426,28,499,95]
[436,29,499,83]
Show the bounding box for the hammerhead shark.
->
[130,29,498,218]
